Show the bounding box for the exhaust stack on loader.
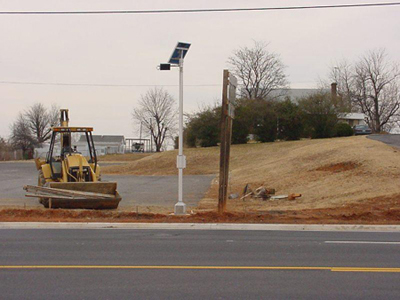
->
[24,109,121,209]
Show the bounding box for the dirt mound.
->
[101,136,400,214]
[315,161,360,172]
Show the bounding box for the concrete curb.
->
[1,222,400,232]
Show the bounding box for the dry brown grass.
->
[98,153,153,162]
[102,136,400,213]
[102,147,220,175]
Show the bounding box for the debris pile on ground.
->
[240,184,301,202]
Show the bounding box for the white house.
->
[337,113,367,127]
[274,85,369,127]
[34,142,61,159]
[76,135,125,156]
[34,143,51,159]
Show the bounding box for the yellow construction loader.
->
[24,109,121,209]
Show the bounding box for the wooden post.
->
[218,70,230,213]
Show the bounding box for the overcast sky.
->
[0,0,399,139]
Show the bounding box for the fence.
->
[0,150,24,161]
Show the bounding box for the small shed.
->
[76,135,125,156]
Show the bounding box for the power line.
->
[0,80,318,87]
[0,80,220,87]
[0,2,399,15]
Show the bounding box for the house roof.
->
[78,135,125,144]
[269,88,329,103]
[338,113,366,120]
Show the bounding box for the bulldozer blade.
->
[26,182,122,209]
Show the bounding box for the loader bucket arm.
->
[85,131,97,173]
[46,131,62,180]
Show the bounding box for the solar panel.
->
[168,42,191,64]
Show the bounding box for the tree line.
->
[184,92,354,148]
[184,43,399,148]
[132,42,399,151]
[6,42,399,155]
[6,103,59,158]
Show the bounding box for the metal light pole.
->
[159,42,191,215]
[175,51,186,214]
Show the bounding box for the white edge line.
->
[1,222,400,232]
[325,241,400,244]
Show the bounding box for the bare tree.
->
[0,137,11,152]
[9,103,60,157]
[132,87,176,152]
[9,113,35,156]
[228,41,288,100]
[331,49,400,133]
[329,60,354,111]
[48,104,60,127]
[24,103,59,146]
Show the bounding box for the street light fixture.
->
[159,42,191,215]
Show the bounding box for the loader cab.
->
[46,127,97,181]
[61,134,72,158]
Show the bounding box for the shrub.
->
[334,123,354,137]
[231,100,251,144]
[233,98,277,143]
[299,92,339,139]
[185,106,220,147]
[275,99,303,140]
[251,100,277,142]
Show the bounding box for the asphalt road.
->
[0,162,214,208]
[368,134,400,148]
[0,229,399,299]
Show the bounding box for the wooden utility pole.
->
[218,70,237,213]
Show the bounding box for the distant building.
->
[275,85,369,127]
[337,113,367,127]
[76,135,125,156]
[34,143,51,159]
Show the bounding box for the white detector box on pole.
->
[176,155,187,169]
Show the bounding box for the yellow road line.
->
[331,268,400,273]
[0,266,330,270]
[0,265,399,272]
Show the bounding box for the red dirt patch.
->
[1,194,399,224]
[315,161,360,173]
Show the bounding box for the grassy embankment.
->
[102,136,400,213]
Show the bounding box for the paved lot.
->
[0,162,214,209]
[368,134,400,148]
[0,229,399,299]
